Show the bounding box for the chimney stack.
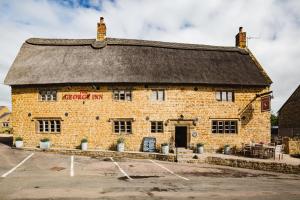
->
[97,17,106,41]
[235,27,246,48]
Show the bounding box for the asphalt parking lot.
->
[0,144,300,200]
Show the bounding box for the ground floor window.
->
[114,120,132,134]
[151,121,164,133]
[212,120,237,134]
[38,120,61,133]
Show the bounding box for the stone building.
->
[278,85,300,137]
[0,106,11,133]
[4,18,272,152]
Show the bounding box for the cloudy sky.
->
[0,0,299,113]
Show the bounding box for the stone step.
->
[176,148,194,154]
[176,158,204,164]
[176,153,195,159]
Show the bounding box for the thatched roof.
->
[4,37,272,86]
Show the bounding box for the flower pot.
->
[161,145,169,155]
[197,146,204,154]
[224,146,230,155]
[40,141,50,150]
[117,143,125,152]
[81,142,88,151]
[15,141,23,148]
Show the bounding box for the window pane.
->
[50,121,55,132]
[212,121,217,133]
[119,91,125,100]
[39,120,43,132]
[114,91,119,100]
[224,121,230,133]
[222,92,227,101]
[151,91,157,101]
[56,121,61,132]
[126,121,131,133]
[216,92,221,101]
[227,92,232,102]
[157,90,164,101]
[44,121,49,132]
[114,121,119,133]
[157,122,163,132]
[218,121,223,133]
[120,121,125,132]
[125,91,131,101]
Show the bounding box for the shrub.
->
[40,138,50,142]
[197,143,204,147]
[15,137,23,141]
[161,143,168,147]
[117,137,125,144]
[224,144,230,148]
[81,138,88,143]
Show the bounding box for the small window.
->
[212,120,237,134]
[151,121,164,133]
[113,90,132,101]
[215,91,234,102]
[151,90,165,101]
[38,119,61,133]
[39,90,57,101]
[114,121,132,134]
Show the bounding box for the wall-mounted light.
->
[96,116,100,120]
[146,116,150,121]
[65,112,68,117]
[28,113,31,117]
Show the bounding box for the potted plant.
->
[81,138,88,151]
[15,137,23,148]
[40,138,50,150]
[161,143,169,155]
[196,143,204,154]
[224,144,230,155]
[117,137,125,152]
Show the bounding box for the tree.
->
[271,113,278,126]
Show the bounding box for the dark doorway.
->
[175,126,187,148]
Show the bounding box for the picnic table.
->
[242,143,276,159]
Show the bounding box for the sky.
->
[0,0,299,113]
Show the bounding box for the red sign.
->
[261,95,271,112]
[62,91,103,100]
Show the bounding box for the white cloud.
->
[0,0,299,112]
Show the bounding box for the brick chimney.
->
[235,27,246,48]
[97,17,106,41]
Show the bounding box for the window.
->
[114,121,132,134]
[151,89,165,101]
[39,90,57,101]
[212,120,237,134]
[38,120,61,133]
[113,90,132,101]
[151,121,164,133]
[216,91,234,102]
[2,122,9,127]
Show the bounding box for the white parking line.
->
[70,155,74,177]
[149,159,189,181]
[110,157,133,180]
[1,153,34,178]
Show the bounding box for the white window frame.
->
[38,119,61,133]
[151,121,164,133]
[151,89,165,101]
[212,120,237,134]
[39,90,57,101]
[215,91,234,102]
[113,90,132,101]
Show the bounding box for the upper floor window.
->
[113,90,132,101]
[39,90,57,101]
[151,121,164,133]
[212,120,237,134]
[38,119,61,133]
[151,89,165,101]
[114,120,132,134]
[216,91,234,102]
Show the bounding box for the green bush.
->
[117,137,125,144]
[224,144,230,148]
[197,143,204,147]
[15,137,23,141]
[161,143,169,147]
[81,138,88,143]
[40,138,50,142]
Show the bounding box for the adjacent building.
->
[4,18,272,152]
[0,106,11,133]
[278,85,300,137]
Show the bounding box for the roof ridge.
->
[26,37,248,54]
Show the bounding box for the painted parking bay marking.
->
[110,157,133,180]
[70,155,74,177]
[149,159,189,181]
[1,153,34,178]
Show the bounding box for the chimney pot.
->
[236,26,246,48]
[97,17,106,41]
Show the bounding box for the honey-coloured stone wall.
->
[11,85,271,152]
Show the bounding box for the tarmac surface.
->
[0,144,300,200]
